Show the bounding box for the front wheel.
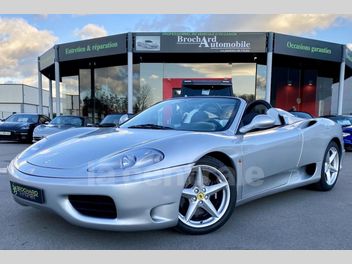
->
[315,141,341,191]
[175,156,236,235]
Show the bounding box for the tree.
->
[134,84,152,113]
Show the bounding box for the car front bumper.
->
[7,161,193,231]
[0,130,30,141]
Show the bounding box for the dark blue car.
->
[343,125,352,151]
[0,113,51,143]
[322,115,352,151]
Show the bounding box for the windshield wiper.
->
[128,124,174,130]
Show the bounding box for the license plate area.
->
[10,182,45,204]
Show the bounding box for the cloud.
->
[149,74,159,79]
[0,17,57,86]
[74,24,108,40]
[134,14,352,37]
[135,15,206,32]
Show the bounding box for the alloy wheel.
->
[324,146,340,186]
[178,165,231,229]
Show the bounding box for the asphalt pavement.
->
[0,141,351,249]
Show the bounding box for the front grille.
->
[68,195,117,219]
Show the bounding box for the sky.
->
[1,14,352,87]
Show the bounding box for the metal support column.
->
[37,58,43,114]
[54,61,61,116]
[265,32,274,103]
[337,45,346,115]
[49,79,53,118]
[127,32,133,114]
[54,46,61,116]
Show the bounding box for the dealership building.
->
[0,84,50,119]
[37,32,352,122]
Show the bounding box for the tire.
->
[314,141,341,191]
[175,156,236,235]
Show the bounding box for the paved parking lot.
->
[0,141,351,249]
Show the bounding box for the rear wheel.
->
[315,141,341,191]
[175,156,236,235]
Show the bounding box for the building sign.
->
[58,34,127,62]
[39,47,55,70]
[274,33,342,62]
[134,32,267,53]
[346,46,352,68]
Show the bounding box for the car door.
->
[240,123,302,199]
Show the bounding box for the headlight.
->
[21,124,30,129]
[87,148,164,174]
[343,132,350,137]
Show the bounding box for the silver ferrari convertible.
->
[8,97,344,234]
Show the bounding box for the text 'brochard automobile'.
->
[8,97,344,234]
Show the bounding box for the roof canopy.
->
[39,32,352,81]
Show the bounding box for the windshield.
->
[328,116,352,127]
[100,114,123,125]
[6,114,38,123]
[50,116,83,127]
[121,97,240,132]
[344,116,352,126]
[336,119,352,127]
[291,112,313,119]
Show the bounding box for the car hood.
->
[26,128,187,169]
[0,122,32,130]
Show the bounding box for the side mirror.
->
[119,114,130,125]
[239,114,276,134]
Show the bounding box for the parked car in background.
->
[322,115,352,151]
[289,111,314,119]
[0,113,50,142]
[97,113,134,127]
[322,115,352,127]
[33,115,87,142]
[343,126,352,151]
[180,80,233,97]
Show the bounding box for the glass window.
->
[62,76,79,116]
[256,64,267,100]
[50,116,84,126]
[79,69,92,122]
[6,114,38,123]
[100,114,123,125]
[121,97,240,132]
[163,63,233,101]
[139,63,257,110]
[316,77,333,116]
[231,63,256,102]
[39,116,47,124]
[136,63,163,112]
[94,66,128,122]
[342,77,352,115]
